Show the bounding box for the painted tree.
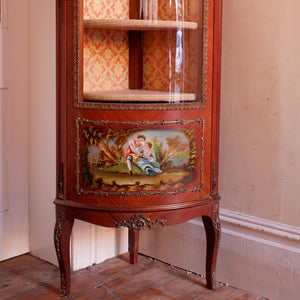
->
[83,127,115,162]
[160,135,188,166]
[151,136,161,162]
[82,147,93,186]
[83,127,139,168]
[184,129,197,170]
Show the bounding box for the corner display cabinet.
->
[55,0,222,296]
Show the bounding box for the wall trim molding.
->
[219,209,300,242]
[141,209,300,300]
[188,209,300,253]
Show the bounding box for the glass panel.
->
[81,0,203,104]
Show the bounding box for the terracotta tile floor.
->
[0,253,267,299]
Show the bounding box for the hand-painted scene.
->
[81,127,198,193]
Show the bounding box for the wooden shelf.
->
[84,19,198,30]
[84,90,197,102]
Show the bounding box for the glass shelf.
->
[84,19,198,30]
[84,90,197,102]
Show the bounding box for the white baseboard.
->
[139,209,300,300]
[71,220,128,271]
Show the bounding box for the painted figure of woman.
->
[135,141,161,176]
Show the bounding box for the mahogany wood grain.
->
[129,229,139,264]
[129,31,143,90]
[129,0,143,90]
[210,0,223,195]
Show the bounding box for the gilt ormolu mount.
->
[54,0,222,296]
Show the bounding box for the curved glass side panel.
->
[76,0,206,108]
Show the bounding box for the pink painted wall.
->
[28,0,57,264]
[220,0,300,227]
[0,0,29,261]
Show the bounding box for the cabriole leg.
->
[54,206,74,296]
[202,213,221,290]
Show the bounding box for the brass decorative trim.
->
[211,161,218,196]
[55,205,66,222]
[75,101,205,111]
[54,225,67,298]
[57,163,65,200]
[210,214,221,290]
[77,117,203,127]
[213,214,221,256]
[200,118,205,191]
[72,0,209,110]
[73,0,80,105]
[54,206,69,297]
[75,118,205,197]
[59,272,66,297]
[54,221,64,261]
[201,0,209,106]
[211,271,216,290]
[55,223,67,297]
[212,203,219,214]
[54,206,66,263]
[115,214,166,231]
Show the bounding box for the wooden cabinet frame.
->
[55,0,222,296]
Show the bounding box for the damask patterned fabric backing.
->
[143,30,199,93]
[84,28,129,91]
[84,0,129,19]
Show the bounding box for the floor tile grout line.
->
[2,268,60,300]
[129,260,206,300]
[86,258,156,287]
[139,253,207,279]
[223,284,269,300]
[140,253,268,299]
[130,275,181,300]
[85,264,126,299]
[0,259,48,276]
[104,284,122,300]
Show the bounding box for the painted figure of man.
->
[124,134,146,175]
